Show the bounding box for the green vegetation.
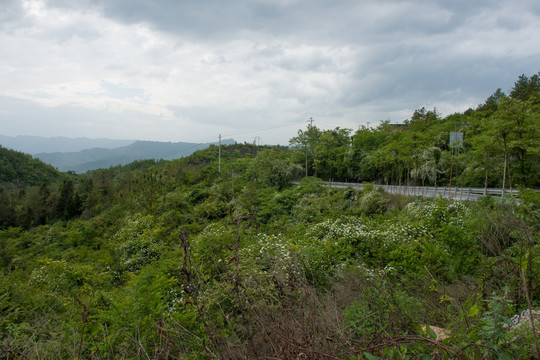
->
[0,146,61,186]
[0,74,539,359]
[289,73,540,190]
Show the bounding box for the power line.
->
[142,119,308,160]
[222,119,306,137]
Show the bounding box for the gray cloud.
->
[0,95,190,141]
[51,0,526,45]
[0,0,539,144]
[0,0,26,34]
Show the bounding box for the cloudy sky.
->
[1,0,539,145]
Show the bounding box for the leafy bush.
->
[358,187,389,215]
[113,214,165,271]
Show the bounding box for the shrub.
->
[358,188,389,215]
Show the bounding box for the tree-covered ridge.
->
[0,146,62,186]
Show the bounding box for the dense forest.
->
[0,74,539,359]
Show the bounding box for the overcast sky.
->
[1,0,539,145]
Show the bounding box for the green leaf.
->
[426,324,437,339]
[521,249,530,272]
[363,352,378,360]
[439,294,453,303]
[468,303,480,317]
[400,345,407,355]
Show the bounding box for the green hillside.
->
[0,74,539,359]
[0,146,62,186]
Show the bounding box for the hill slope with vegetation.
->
[0,74,539,359]
[0,146,62,187]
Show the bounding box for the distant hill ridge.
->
[34,139,235,173]
[0,135,134,154]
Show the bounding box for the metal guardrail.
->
[318,182,521,201]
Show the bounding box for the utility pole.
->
[305,117,314,177]
[448,123,457,200]
[448,147,454,200]
[218,134,221,173]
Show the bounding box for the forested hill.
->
[0,146,62,186]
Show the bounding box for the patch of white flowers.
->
[241,233,303,282]
[354,263,391,280]
[405,199,470,226]
[305,216,433,250]
[306,217,367,243]
[241,233,291,262]
[29,260,68,291]
[166,287,186,315]
[28,259,92,292]
[194,223,230,244]
[380,222,433,245]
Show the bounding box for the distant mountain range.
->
[0,135,135,154]
[0,135,235,173]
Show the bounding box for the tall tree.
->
[490,95,539,188]
[352,124,391,182]
[469,131,500,194]
[477,88,505,114]
[290,124,321,177]
[510,73,540,101]
[313,127,351,182]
